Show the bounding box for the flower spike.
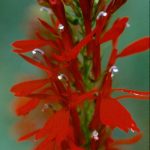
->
[11,0,149,149]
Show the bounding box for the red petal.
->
[70,89,97,108]
[89,97,101,130]
[116,95,149,100]
[112,132,143,145]
[102,73,112,96]
[118,37,150,57]
[68,61,84,92]
[13,49,33,53]
[107,48,118,69]
[106,0,127,14]
[53,27,98,61]
[12,40,48,50]
[19,54,51,73]
[100,17,128,44]
[35,31,46,40]
[35,109,70,140]
[79,0,91,34]
[100,97,139,132]
[70,109,85,145]
[13,40,58,53]
[95,14,108,42]
[112,88,150,97]
[18,129,40,141]
[11,78,49,96]
[38,18,58,36]
[49,0,73,50]
[16,99,40,116]
[34,136,54,150]
[49,0,66,24]
[92,44,101,79]
[28,93,60,102]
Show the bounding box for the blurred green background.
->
[0,0,149,150]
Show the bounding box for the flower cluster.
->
[11,0,149,149]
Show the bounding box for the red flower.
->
[118,37,150,57]
[100,17,129,48]
[11,78,49,96]
[100,96,139,132]
[11,0,150,149]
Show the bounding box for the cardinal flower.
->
[11,0,149,149]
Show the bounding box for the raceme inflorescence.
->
[11,0,149,150]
